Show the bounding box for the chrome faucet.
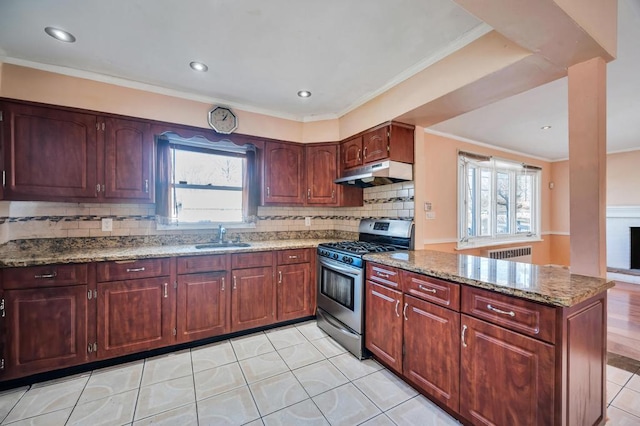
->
[218,224,226,244]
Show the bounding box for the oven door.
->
[317,255,363,333]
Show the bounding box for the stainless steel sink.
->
[194,242,251,249]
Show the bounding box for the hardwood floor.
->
[608,281,640,361]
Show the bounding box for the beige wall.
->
[607,149,640,205]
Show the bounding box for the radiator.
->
[485,246,532,263]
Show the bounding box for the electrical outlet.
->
[426,212,436,220]
[101,218,113,231]
[305,217,311,226]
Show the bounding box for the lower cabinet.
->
[231,266,275,332]
[276,249,314,321]
[3,286,88,379]
[97,277,173,359]
[365,281,403,372]
[459,314,555,425]
[403,294,460,412]
[177,272,229,342]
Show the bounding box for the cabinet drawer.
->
[3,264,88,289]
[276,249,310,265]
[97,258,171,282]
[232,252,273,269]
[401,270,460,311]
[366,262,400,289]
[461,286,556,344]
[177,254,229,274]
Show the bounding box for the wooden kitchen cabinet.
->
[365,280,403,372]
[3,285,88,379]
[0,100,154,203]
[263,141,305,205]
[403,294,460,412]
[1,102,99,200]
[231,252,276,332]
[306,143,362,207]
[459,314,555,425]
[340,122,414,173]
[176,254,230,342]
[276,249,314,321]
[103,117,153,202]
[97,276,173,359]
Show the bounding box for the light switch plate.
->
[101,218,113,231]
[426,212,436,219]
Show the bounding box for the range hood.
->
[334,160,413,188]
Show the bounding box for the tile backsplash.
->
[0,182,414,244]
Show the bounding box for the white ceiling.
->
[0,1,636,161]
[429,0,640,161]
[0,0,485,121]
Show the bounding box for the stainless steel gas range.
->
[316,219,414,359]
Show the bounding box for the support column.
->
[568,57,607,277]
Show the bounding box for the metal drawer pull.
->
[418,285,436,293]
[34,272,57,279]
[233,276,237,290]
[288,255,298,259]
[486,304,515,317]
[394,300,400,317]
[278,271,283,284]
[126,267,146,273]
[163,283,168,298]
[462,324,468,348]
[376,272,390,278]
[221,277,225,291]
[403,303,408,321]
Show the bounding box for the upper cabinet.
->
[306,143,362,207]
[340,122,415,172]
[262,141,305,205]
[263,141,362,207]
[0,101,154,203]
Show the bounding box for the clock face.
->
[208,106,238,134]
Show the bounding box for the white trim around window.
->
[457,151,542,250]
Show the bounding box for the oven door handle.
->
[319,258,361,277]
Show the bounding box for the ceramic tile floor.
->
[0,321,459,426]
[0,321,638,425]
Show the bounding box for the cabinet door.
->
[1,102,98,200]
[403,295,460,412]
[364,281,403,372]
[103,117,153,201]
[4,286,88,379]
[97,277,173,359]
[277,263,312,321]
[263,142,304,204]
[460,315,555,426]
[341,136,362,170]
[362,127,388,164]
[231,267,275,332]
[177,272,229,342]
[306,144,338,205]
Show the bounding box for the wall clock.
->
[208,106,238,134]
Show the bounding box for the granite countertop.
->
[0,238,337,268]
[363,250,614,307]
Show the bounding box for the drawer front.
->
[97,258,171,282]
[366,262,400,289]
[232,251,273,269]
[177,255,229,274]
[276,249,310,265]
[401,270,460,311]
[3,264,89,289]
[461,286,556,344]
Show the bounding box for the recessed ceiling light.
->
[44,27,76,43]
[297,90,312,98]
[541,125,552,130]
[189,61,208,72]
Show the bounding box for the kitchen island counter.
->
[363,249,613,307]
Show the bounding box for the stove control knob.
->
[342,256,348,263]
[348,257,354,264]
[333,253,339,260]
